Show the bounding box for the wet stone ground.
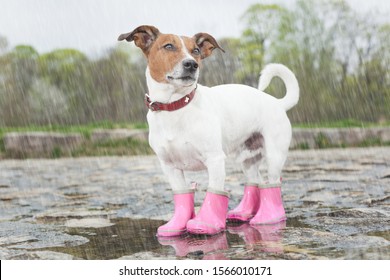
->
[0,147,389,260]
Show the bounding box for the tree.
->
[0,45,39,125]
[238,4,287,86]
[199,38,244,86]
[243,0,390,123]
[0,35,8,55]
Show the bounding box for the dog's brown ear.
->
[118,25,160,55]
[193,33,225,59]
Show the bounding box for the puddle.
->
[50,219,163,259]
[45,217,389,260]
[46,218,288,259]
[367,231,390,241]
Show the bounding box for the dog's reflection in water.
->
[158,221,286,259]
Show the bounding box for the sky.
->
[0,0,389,56]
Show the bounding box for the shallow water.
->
[0,147,389,259]
[45,217,388,260]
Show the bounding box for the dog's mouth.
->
[167,75,197,87]
[167,75,195,81]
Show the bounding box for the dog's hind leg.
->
[250,137,288,225]
[241,153,264,185]
[227,154,264,222]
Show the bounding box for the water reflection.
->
[158,221,286,259]
[158,233,229,260]
[52,218,286,259]
[229,222,286,253]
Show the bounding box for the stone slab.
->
[3,132,84,156]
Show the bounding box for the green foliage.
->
[71,138,153,157]
[294,119,390,128]
[51,147,62,158]
[261,0,390,123]
[0,122,145,141]
[358,137,383,148]
[237,4,288,86]
[0,43,148,126]
[297,142,310,150]
[315,133,332,149]
[0,0,389,126]
[0,137,4,153]
[38,49,87,88]
[0,123,152,158]
[0,35,8,54]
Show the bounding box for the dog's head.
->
[118,25,224,88]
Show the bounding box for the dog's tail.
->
[258,63,299,111]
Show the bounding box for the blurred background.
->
[0,0,389,127]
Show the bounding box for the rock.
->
[318,208,389,218]
[91,129,148,143]
[118,251,176,260]
[282,227,390,258]
[7,250,77,260]
[0,222,89,249]
[3,132,84,157]
[64,218,114,228]
[35,208,117,221]
[291,128,318,148]
[380,170,390,179]
[291,127,390,149]
[310,208,390,235]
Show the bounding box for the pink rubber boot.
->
[157,190,195,237]
[250,181,287,225]
[227,185,260,222]
[186,189,229,235]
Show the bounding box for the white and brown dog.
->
[118,25,299,236]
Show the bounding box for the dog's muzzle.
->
[167,59,199,83]
[182,59,198,73]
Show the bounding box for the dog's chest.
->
[148,117,207,171]
[154,136,206,170]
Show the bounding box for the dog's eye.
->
[164,44,175,51]
[192,48,201,55]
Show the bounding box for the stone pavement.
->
[0,147,389,260]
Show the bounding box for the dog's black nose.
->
[183,59,198,71]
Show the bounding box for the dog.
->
[118,25,299,236]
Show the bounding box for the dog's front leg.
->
[187,154,229,235]
[205,155,226,192]
[159,161,187,192]
[157,162,195,237]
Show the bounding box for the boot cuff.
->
[207,188,230,198]
[244,182,259,187]
[259,181,282,189]
[173,189,196,195]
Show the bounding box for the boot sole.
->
[249,215,287,225]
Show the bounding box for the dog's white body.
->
[146,64,299,193]
[118,26,299,195]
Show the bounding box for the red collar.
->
[144,88,196,112]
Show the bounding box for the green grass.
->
[0,137,5,153]
[0,121,148,140]
[0,121,151,159]
[294,119,390,128]
[0,120,389,159]
[71,138,153,157]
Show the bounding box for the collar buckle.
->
[145,94,160,112]
[148,101,160,112]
